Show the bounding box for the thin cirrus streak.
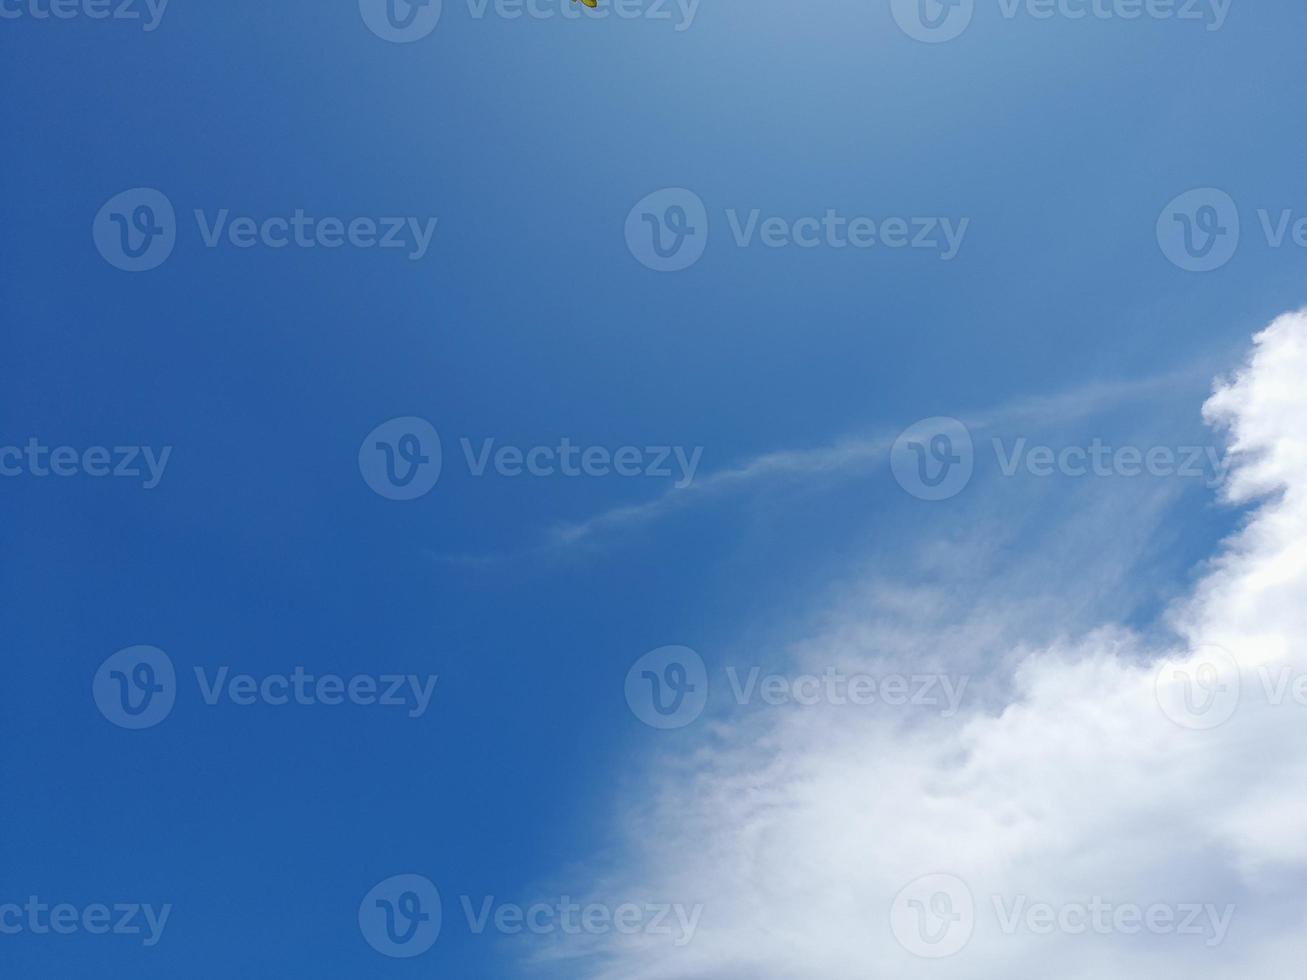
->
[430,355,1221,565]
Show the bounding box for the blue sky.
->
[4,1,1307,977]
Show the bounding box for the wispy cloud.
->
[432,357,1217,566]
[537,310,1307,979]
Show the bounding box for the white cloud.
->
[544,310,1307,979]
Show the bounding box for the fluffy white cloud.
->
[548,310,1307,979]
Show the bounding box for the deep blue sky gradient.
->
[3,1,1307,976]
